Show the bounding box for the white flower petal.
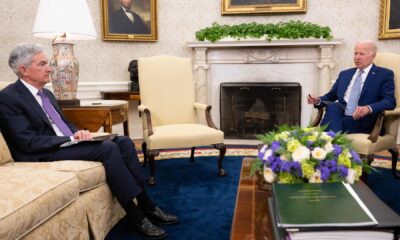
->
[311,147,327,160]
[263,166,277,183]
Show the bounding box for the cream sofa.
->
[0,132,125,240]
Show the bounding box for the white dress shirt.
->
[20,79,71,138]
[343,63,373,103]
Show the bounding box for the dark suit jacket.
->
[0,80,78,162]
[320,64,396,132]
[110,8,150,34]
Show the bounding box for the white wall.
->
[2,0,400,84]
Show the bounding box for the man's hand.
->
[353,106,371,120]
[307,94,320,105]
[73,130,93,141]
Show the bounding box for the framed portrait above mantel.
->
[221,0,307,15]
[379,0,400,39]
[101,0,157,42]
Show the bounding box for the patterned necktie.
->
[37,90,73,136]
[344,70,364,116]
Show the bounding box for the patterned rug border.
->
[138,145,398,170]
[137,144,258,160]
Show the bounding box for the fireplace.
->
[186,39,342,134]
[220,83,301,139]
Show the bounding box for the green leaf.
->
[195,21,334,42]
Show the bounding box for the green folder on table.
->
[272,182,376,229]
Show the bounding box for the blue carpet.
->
[365,167,400,214]
[106,156,400,240]
[106,156,244,240]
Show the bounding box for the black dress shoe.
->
[127,217,167,239]
[143,206,180,225]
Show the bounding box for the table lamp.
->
[32,0,97,106]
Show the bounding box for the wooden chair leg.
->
[141,142,148,167]
[147,150,160,186]
[190,147,196,162]
[388,147,400,179]
[214,143,227,177]
[366,154,374,166]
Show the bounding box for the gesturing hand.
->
[307,94,320,105]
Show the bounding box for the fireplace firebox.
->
[220,82,301,139]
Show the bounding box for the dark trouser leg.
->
[49,140,142,208]
[342,116,363,133]
[320,102,344,132]
[111,137,155,210]
[112,136,146,184]
[137,182,156,211]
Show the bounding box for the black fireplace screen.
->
[220,82,301,139]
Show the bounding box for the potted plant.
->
[195,20,333,42]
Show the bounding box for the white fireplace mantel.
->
[186,39,343,128]
[187,39,343,103]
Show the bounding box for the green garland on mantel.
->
[195,20,333,43]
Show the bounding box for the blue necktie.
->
[37,90,73,136]
[345,70,364,116]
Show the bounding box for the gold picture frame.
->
[221,0,306,15]
[379,0,400,39]
[101,0,157,41]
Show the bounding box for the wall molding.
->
[46,81,130,100]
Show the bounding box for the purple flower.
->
[270,156,282,172]
[350,150,361,164]
[338,166,348,177]
[317,166,331,181]
[333,144,342,156]
[325,159,337,172]
[258,151,264,160]
[292,162,302,177]
[271,141,280,151]
[280,161,292,172]
[327,131,336,138]
[270,161,280,172]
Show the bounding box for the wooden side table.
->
[62,100,129,136]
[101,91,140,101]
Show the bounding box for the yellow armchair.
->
[138,55,226,185]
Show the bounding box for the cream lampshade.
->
[32,0,97,106]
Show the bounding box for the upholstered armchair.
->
[312,52,400,178]
[138,55,226,185]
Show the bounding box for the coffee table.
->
[231,158,400,240]
[230,157,273,240]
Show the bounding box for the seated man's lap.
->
[341,116,363,133]
[320,102,375,134]
[321,102,344,132]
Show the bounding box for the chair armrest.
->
[311,107,325,127]
[384,107,400,116]
[368,108,400,143]
[137,104,154,136]
[194,102,218,129]
[138,104,147,113]
[193,103,208,110]
[367,112,385,143]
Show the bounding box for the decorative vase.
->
[256,171,272,191]
[49,40,79,101]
